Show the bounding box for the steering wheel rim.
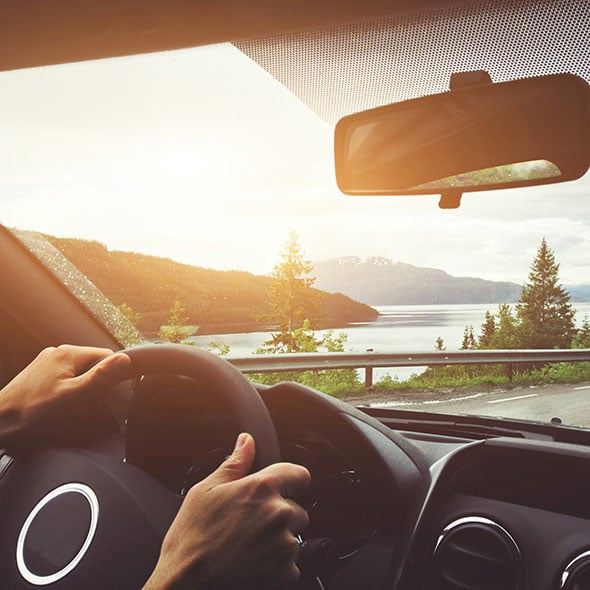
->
[123,343,281,471]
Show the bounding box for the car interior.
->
[0,1,589,589]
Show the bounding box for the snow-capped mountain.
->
[313,257,522,305]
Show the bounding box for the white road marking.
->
[487,393,538,405]
[369,391,499,409]
[574,385,590,390]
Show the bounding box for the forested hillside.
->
[43,235,378,335]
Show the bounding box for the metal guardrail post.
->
[365,367,373,388]
[505,362,514,383]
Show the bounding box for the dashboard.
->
[2,363,590,590]
[400,438,590,590]
[123,374,590,590]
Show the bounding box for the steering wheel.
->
[0,343,281,589]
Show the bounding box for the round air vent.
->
[560,550,590,589]
[431,516,523,590]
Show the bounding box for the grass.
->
[248,362,590,399]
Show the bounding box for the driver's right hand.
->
[143,432,311,590]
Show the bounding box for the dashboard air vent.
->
[432,516,522,590]
[561,550,590,589]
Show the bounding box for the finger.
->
[257,463,311,500]
[197,432,256,489]
[70,352,132,393]
[273,545,303,588]
[57,344,117,374]
[288,500,310,536]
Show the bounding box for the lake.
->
[191,302,590,381]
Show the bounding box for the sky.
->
[0,43,589,286]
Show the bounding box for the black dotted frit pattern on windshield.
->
[235,0,590,124]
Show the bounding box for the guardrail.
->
[228,349,590,387]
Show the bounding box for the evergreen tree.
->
[489,304,520,349]
[158,300,195,344]
[262,229,316,352]
[478,311,496,348]
[573,317,590,349]
[516,238,575,348]
[434,336,446,351]
[460,325,477,350]
[255,233,360,393]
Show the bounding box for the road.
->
[368,382,590,428]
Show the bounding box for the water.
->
[192,303,590,382]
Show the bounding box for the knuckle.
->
[38,346,57,359]
[297,464,312,482]
[289,563,301,584]
[80,364,111,395]
[298,507,310,531]
[221,455,246,478]
[270,501,294,528]
[183,485,202,505]
[91,362,108,382]
[277,561,301,586]
[250,475,274,498]
[56,344,73,354]
[283,534,301,558]
[53,344,73,362]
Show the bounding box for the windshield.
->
[1,3,590,429]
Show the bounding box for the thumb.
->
[72,352,132,393]
[201,433,256,489]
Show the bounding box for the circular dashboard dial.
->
[307,469,378,557]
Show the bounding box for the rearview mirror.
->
[334,73,590,207]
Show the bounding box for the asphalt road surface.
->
[369,382,590,429]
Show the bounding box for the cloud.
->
[1,44,589,286]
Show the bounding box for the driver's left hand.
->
[0,345,131,453]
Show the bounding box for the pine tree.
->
[573,317,590,349]
[158,300,195,344]
[516,238,575,348]
[262,229,316,352]
[478,311,496,348]
[460,325,476,350]
[254,233,359,393]
[489,304,520,349]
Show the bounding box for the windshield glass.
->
[1,5,590,429]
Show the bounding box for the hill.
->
[313,256,522,305]
[565,284,590,302]
[42,236,379,335]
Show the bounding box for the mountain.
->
[313,256,522,305]
[565,285,590,302]
[40,235,378,335]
